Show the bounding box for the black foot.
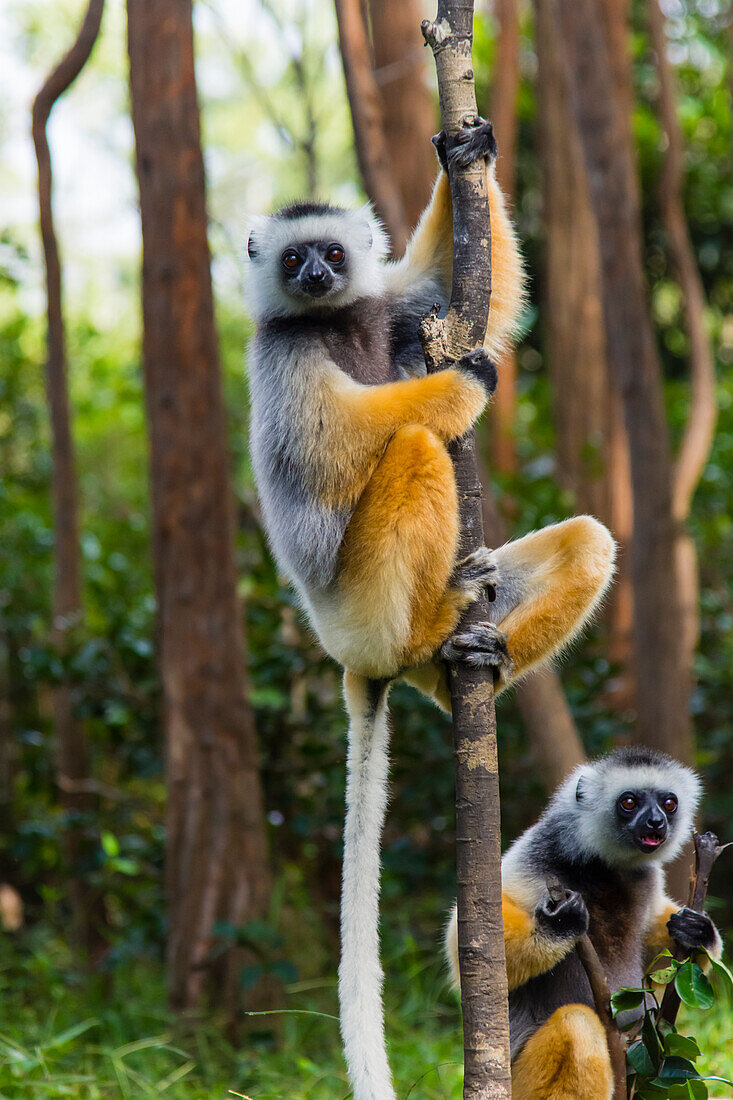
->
[451,546,499,603]
[432,116,497,172]
[440,622,513,681]
[458,348,498,395]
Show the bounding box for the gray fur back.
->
[249,326,349,591]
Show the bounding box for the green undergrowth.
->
[1,918,732,1099]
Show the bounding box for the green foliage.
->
[611,947,733,1098]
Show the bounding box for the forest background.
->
[0,0,731,1096]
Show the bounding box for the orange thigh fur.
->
[512,1005,613,1100]
[337,425,462,676]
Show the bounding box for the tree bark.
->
[560,0,692,764]
[126,0,270,1015]
[31,0,105,958]
[368,0,436,232]
[334,0,411,252]
[421,4,512,1095]
[649,0,717,667]
[534,0,634,676]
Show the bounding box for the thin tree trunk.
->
[560,0,692,763]
[422,3,511,1094]
[31,0,105,958]
[368,0,436,232]
[126,0,270,1015]
[334,0,411,252]
[649,0,717,666]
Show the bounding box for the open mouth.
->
[636,833,665,851]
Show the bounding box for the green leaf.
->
[709,956,733,999]
[640,1014,663,1070]
[101,831,120,857]
[656,1056,702,1083]
[675,960,715,1009]
[611,987,646,1014]
[663,1033,701,1060]
[664,1081,708,1099]
[627,1039,657,1077]
[649,960,679,984]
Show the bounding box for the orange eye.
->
[618,793,637,813]
[326,244,344,264]
[282,250,300,270]
[662,795,678,814]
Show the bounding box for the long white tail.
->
[339,672,396,1100]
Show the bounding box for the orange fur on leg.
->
[493,516,616,679]
[512,1005,613,1100]
[336,425,463,677]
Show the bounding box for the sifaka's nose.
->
[305,264,326,283]
[647,815,666,833]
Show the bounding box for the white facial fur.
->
[245,206,390,320]
[551,754,701,868]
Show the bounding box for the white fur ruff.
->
[246,205,389,321]
[339,676,396,1100]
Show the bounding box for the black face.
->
[616,789,678,853]
[280,239,347,300]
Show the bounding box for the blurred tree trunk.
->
[534,0,634,677]
[31,0,105,958]
[367,0,436,233]
[649,0,717,676]
[334,0,411,252]
[127,0,270,1015]
[560,0,692,764]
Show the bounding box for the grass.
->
[1,921,731,1099]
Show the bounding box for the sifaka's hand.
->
[432,116,498,173]
[667,907,720,953]
[456,348,498,395]
[535,889,589,941]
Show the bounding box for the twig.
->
[421,4,511,1097]
[658,830,729,1029]
[547,877,627,1100]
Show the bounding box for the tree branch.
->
[546,877,626,1099]
[31,0,105,959]
[421,4,511,1096]
[658,830,729,1029]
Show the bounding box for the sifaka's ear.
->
[575,776,587,802]
[247,230,258,261]
[357,204,390,259]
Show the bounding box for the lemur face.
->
[279,240,348,302]
[615,788,679,854]
[245,202,388,320]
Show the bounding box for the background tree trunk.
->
[31,0,105,959]
[560,0,692,765]
[649,0,717,676]
[367,0,436,232]
[534,0,634,679]
[334,0,411,252]
[126,0,270,1015]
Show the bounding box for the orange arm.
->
[445,893,577,993]
[387,166,526,358]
